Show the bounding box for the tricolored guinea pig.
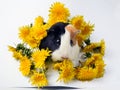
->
[39,22,81,67]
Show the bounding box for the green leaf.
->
[93,46,101,53]
[85,52,91,58]
[84,38,91,45]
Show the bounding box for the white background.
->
[0,0,120,90]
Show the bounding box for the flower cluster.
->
[8,2,106,88]
[54,59,75,83]
[8,44,50,87]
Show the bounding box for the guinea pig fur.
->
[39,22,68,51]
[39,22,81,67]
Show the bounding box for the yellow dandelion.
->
[19,56,31,76]
[93,54,103,61]
[32,50,46,68]
[8,46,23,60]
[84,56,95,66]
[83,40,105,56]
[95,59,105,78]
[40,49,51,57]
[58,67,75,83]
[28,25,47,48]
[71,15,85,30]
[84,54,102,66]
[83,54,105,78]
[81,22,94,37]
[34,16,44,27]
[19,25,30,42]
[100,39,105,56]
[76,34,86,46]
[13,51,23,60]
[83,42,100,52]
[30,72,48,87]
[32,49,51,68]
[57,59,75,83]
[61,59,73,69]
[31,26,47,41]
[25,36,38,48]
[48,2,70,25]
[53,62,62,70]
[8,45,16,52]
[75,67,97,81]
[19,17,47,48]
[43,23,51,31]
[26,32,46,48]
[71,17,94,44]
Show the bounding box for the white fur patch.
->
[52,29,81,67]
[52,30,70,61]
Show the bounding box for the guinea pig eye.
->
[56,39,60,43]
[70,40,74,46]
[55,39,60,46]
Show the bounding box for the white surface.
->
[0,0,120,90]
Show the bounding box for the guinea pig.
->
[39,22,81,67]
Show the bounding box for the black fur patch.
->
[39,22,69,51]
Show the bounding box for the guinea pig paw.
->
[61,56,68,59]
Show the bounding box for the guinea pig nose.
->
[61,56,68,59]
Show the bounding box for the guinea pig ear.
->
[74,30,81,37]
[65,25,80,43]
[71,30,81,45]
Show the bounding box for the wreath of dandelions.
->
[8,2,106,88]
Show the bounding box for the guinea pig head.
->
[51,23,81,66]
[39,22,81,66]
[39,22,68,51]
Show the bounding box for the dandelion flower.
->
[19,26,30,42]
[32,27,47,41]
[19,56,31,76]
[84,56,95,66]
[76,34,86,46]
[58,67,75,83]
[100,39,105,56]
[25,27,47,48]
[83,40,105,56]
[53,62,62,70]
[8,45,16,52]
[48,2,70,25]
[75,67,97,81]
[71,15,85,30]
[34,16,44,27]
[57,59,75,83]
[81,22,94,37]
[12,51,23,60]
[83,43,100,52]
[93,54,103,60]
[83,54,105,78]
[32,49,51,68]
[19,17,47,48]
[40,49,51,57]
[30,72,48,87]
[28,18,47,48]
[26,36,38,48]
[62,59,73,68]
[95,58,105,78]
[26,32,46,48]
[84,54,102,66]
[8,46,23,60]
